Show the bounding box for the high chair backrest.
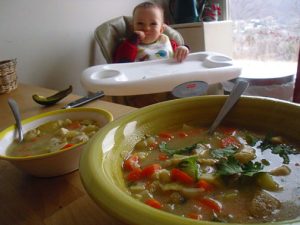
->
[95,16,185,63]
[293,48,300,103]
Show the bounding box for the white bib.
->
[136,34,174,62]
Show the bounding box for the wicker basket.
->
[0,59,17,94]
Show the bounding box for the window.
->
[224,0,300,101]
[227,0,300,64]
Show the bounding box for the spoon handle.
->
[8,98,24,142]
[208,80,249,134]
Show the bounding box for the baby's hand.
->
[134,31,146,42]
[174,46,189,62]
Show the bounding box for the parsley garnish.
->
[216,156,264,177]
[159,143,197,156]
[259,134,299,164]
[211,146,237,159]
[271,144,297,164]
[242,161,264,176]
[211,146,263,177]
[217,156,243,176]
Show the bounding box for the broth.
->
[7,118,100,157]
[122,126,300,223]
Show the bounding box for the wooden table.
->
[0,84,136,225]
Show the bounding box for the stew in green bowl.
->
[80,96,300,225]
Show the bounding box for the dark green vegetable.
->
[242,161,264,176]
[159,143,196,156]
[211,146,237,159]
[259,134,299,164]
[216,156,243,176]
[217,156,264,177]
[32,85,73,106]
[270,144,297,164]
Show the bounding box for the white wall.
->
[0,0,143,95]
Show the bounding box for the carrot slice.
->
[68,121,81,130]
[145,198,162,209]
[148,142,158,149]
[219,127,236,135]
[158,153,169,161]
[158,132,174,140]
[127,168,142,182]
[123,154,140,171]
[141,164,161,178]
[196,179,214,192]
[186,212,203,220]
[178,131,188,138]
[199,197,222,213]
[220,136,241,148]
[171,168,194,185]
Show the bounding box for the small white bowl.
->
[0,107,113,177]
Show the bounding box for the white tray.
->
[81,52,242,96]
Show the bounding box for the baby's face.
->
[133,7,164,44]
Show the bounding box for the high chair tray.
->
[81,52,242,96]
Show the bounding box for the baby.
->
[114,1,189,63]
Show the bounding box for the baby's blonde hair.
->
[133,1,164,21]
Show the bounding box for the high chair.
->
[95,16,184,64]
[91,16,227,107]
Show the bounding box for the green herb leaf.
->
[216,156,243,176]
[259,134,299,164]
[211,146,237,159]
[177,157,201,180]
[159,143,197,156]
[242,161,264,176]
[217,156,264,177]
[271,144,297,164]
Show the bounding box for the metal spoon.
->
[8,98,24,142]
[207,80,249,135]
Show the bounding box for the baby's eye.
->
[151,22,158,26]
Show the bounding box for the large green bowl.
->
[79,96,300,225]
